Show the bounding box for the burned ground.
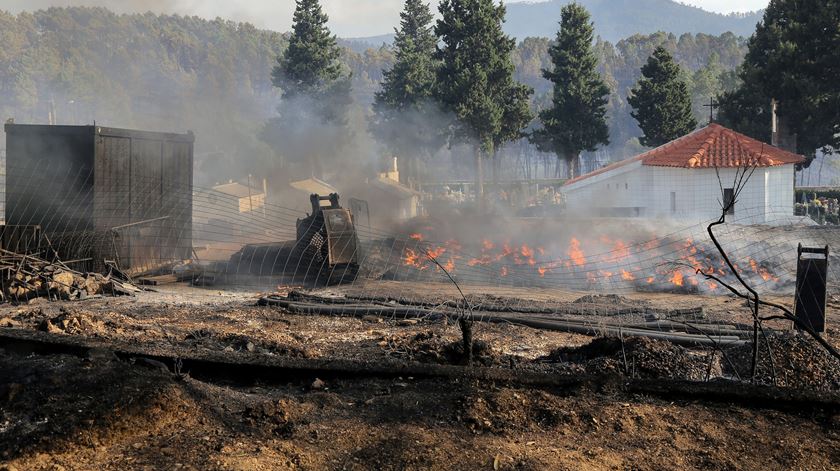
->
[0,282,839,469]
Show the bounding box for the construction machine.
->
[228,193,360,285]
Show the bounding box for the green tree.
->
[263,0,352,177]
[718,0,840,164]
[628,46,697,147]
[690,52,724,124]
[370,0,441,183]
[271,0,341,99]
[434,0,532,202]
[531,3,609,179]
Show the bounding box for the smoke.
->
[0,1,406,37]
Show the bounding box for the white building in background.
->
[562,124,804,225]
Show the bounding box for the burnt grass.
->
[1,348,838,470]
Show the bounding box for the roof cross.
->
[703,97,720,123]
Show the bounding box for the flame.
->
[671,270,684,286]
[403,249,426,270]
[567,238,586,266]
[398,230,779,292]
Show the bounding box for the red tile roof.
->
[564,123,805,186]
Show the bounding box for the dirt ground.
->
[1,281,839,470]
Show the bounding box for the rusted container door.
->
[128,139,163,272]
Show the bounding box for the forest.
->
[0,6,746,183]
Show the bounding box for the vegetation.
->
[262,0,351,178]
[531,3,609,178]
[628,47,697,147]
[370,0,441,182]
[0,6,749,182]
[718,0,840,165]
[495,0,763,43]
[433,0,532,199]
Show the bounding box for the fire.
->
[403,248,426,270]
[520,245,537,266]
[399,230,780,293]
[567,238,586,266]
[671,270,684,286]
[749,258,778,282]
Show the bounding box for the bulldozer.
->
[228,193,360,285]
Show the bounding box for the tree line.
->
[1,1,834,185]
[270,0,749,190]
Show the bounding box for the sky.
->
[0,0,770,37]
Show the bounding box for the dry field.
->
[0,281,838,470]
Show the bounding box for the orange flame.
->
[567,238,585,266]
[671,270,684,286]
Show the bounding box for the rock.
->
[311,378,326,390]
[246,342,256,352]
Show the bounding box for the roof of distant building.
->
[565,123,805,187]
[212,182,264,198]
[289,177,337,195]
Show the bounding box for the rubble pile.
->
[0,250,140,302]
[540,336,711,381]
[724,332,840,391]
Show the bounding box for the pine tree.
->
[272,0,342,99]
[629,46,697,147]
[434,0,533,201]
[531,3,609,179]
[718,0,840,164]
[370,0,441,181]
[262,0,352,177]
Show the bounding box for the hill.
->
[0,6,747,182]
[348,0,762,47]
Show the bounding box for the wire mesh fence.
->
[0,154,837,389]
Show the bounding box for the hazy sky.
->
[0,1,770,37]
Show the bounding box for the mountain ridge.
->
[345,0,763,47]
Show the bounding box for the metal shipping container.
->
[4,124,194,273]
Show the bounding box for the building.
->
[365,158,422,222]
[369,176,422,220]
[211,181,266,214]
[562,124,805,224]
[4,124,194,273]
